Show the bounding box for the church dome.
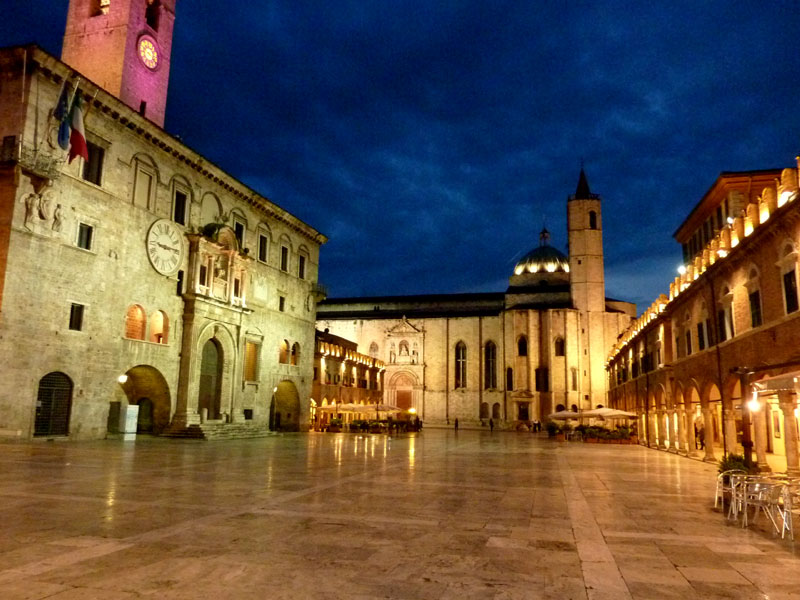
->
[513,228,570,276]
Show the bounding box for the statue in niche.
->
[38,191,53,221]
[389,341,396,364]
[412,342,419,364]
[23,193,37,229]
[52,204,64,232]
[399,340,409,356]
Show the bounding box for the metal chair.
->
[715,469,746,511]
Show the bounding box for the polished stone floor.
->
[2,431,800,599]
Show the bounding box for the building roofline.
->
[672,169,783,240]
[12,44,327,245]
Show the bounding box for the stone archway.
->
[272,380,300,432]
[199,338,223,420]
[34,372,73,437]
[119,365,172,434]
[387,370,420,412]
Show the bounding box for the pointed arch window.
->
[554,337,565,357]
[145,0,160,30]
[149,310,169,344]
[484,342,497,389]
[517,336,528,357]
[589,211,598,230]
[454,342,467,389]
[291,342,300,366]
[506,367,513,391]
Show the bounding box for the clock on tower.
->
[61,0,176,127]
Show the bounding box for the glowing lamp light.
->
[677,265,686,275]
[779,191,792,207]
[747,393,761,413]
[408,407,417,414]
[117,374,128,384]
[727,216,735,225]
[744,221,754,237]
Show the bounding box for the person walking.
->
[454,418,459,432]
[489,418,494,432]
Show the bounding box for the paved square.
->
[1,431,799,599]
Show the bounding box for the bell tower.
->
[567,168,607,409]
[62,0,176,127]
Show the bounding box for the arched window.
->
[149,310,169,344]
[554,337,565,357]
[454,342,467,389]
[506,367,513,391]
[480,402,489,419]
[125,305,146,340]
[34,372,73,436]
[279,340,289,364]
[484,342,497,389]
[291,342,300,366]
[492,403,501,419]
[517,336,528,357]
[589,211,598,230]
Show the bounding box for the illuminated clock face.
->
[146,219,184,275]
[138,37,159,70]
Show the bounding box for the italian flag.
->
[68,93,89,164]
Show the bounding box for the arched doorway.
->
[271,380,300,431]
[119,365,172,434]
[199,339,222,420]
[393,373,414,410]
[34,372,73,436]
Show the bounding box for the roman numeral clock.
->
[146,219,184,276]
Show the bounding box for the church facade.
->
[0,0,325,439]
[317,174,635,428]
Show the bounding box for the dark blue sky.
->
[6,2,800,312]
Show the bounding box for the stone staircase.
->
[162,421,279,440]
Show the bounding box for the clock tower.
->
[62,0,176,127]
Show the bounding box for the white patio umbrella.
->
[547,410,581,420]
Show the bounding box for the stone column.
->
[659,410,668,449]
[723,400,738,455]
[702,407,716,462]
[779,390,800,476]
[677,408,687,454]
[647,408,657,447]
[669,410,679,451]
[753,406,771,472]
[686,409,698,457]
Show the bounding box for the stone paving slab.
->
[0,432,798,598]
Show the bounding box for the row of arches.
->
[125,304,169,344]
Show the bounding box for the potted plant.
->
[327,418,342,432]
[546,420,560,438]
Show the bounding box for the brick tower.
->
[62,0,176,127]
[567,168,607,409]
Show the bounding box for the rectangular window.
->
[176,270,184,296]
[705,318,714,347]
[749,290,763,328]
[685,330,692,356]
[784,270,799,314]
[697,322,705,351]
[82,142,104,185]
[280,246,289,272]
[298,255,306,279]
[173,189,187,225]
[134,168,152,208]
[77,223,93,250]
[243,341,259,382]
[233,220,245,249]
[69,303,84,331]
[258,233,268,262]
[279,296,285,312]
[233,277,241,298]
[717,309,728,342]
[199,264,208,287]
